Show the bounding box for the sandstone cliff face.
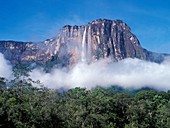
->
[0,19,166,67]
[58,19,148,65]
[0,40,55,64]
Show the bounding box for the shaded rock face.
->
[0,19,167,67]
[60,19,148,64]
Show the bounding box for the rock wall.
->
[0,19,166,67]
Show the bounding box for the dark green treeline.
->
[0,68,170,128]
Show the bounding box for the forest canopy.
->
[0,67,170,128]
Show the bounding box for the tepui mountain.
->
[0,19,168,68]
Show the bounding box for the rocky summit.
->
[0,19,167,67]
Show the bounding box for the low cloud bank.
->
[31,58,170,91]
[0,53,12,79]
[0,52,169,91]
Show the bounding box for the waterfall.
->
[81,26,87,62]
[87,26,92,63]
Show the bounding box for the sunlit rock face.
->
[0,19,167,67]
[60,19,148,63]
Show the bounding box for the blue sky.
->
[0,0,170,53]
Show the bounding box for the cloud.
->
[0,53,12,79]
[1,51,169,91]
[30,58,170,91]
